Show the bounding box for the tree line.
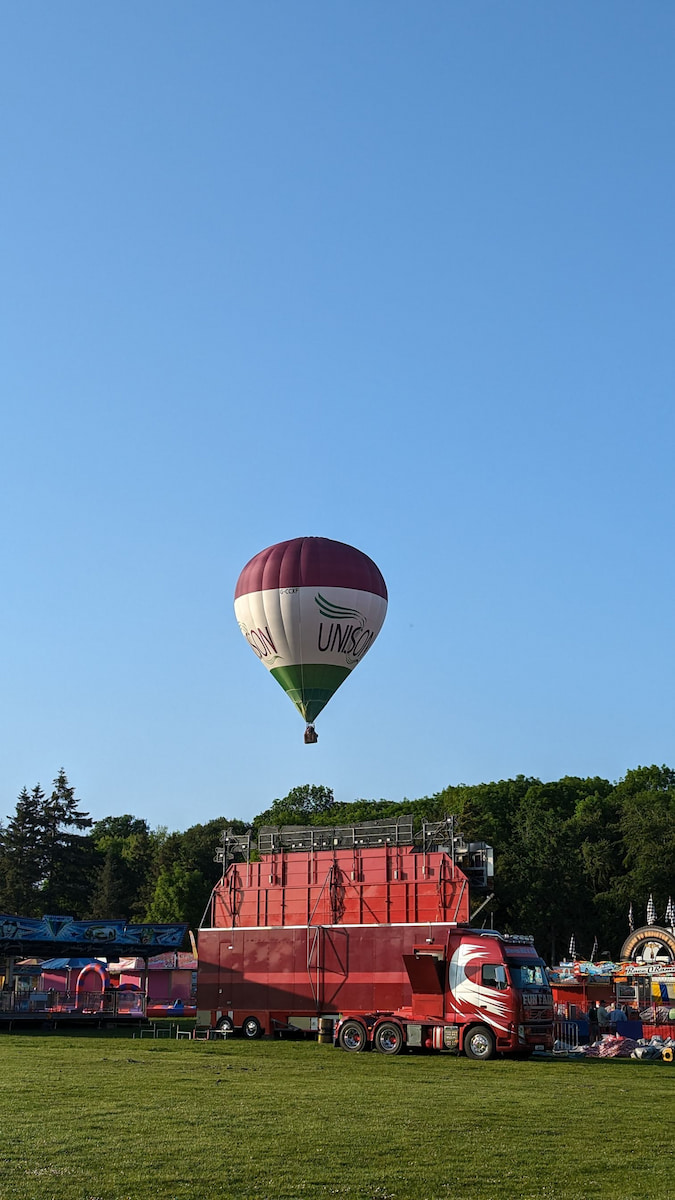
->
[0,767,673,963]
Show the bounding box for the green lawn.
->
[0,1032,671,1200]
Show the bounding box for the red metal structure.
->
[197,818,553,1058]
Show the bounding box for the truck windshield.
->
[508,961,549,988]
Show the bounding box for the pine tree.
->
[0,786,47,915]
[40,770,93,914]
[89,847,128,918]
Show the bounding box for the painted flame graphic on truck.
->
[447,942,513,1035]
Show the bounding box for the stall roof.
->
[39,958,106,971]
[0,914,188,957]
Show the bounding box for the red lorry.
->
[197,817,553,1059]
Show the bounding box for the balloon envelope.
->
[234,537,387,725]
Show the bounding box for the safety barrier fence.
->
[553,1019,579,1050]
[0,990,146,1016]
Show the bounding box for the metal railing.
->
[258,816,415,854]
[0,989,146,1016]
[553,1019,579,1050]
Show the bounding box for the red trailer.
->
[197,818,553,1059]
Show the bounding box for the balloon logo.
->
[234,537,387,741]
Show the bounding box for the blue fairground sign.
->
[0,913,188,955]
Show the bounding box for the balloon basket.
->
[304,725,318,744]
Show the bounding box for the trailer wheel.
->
[217,1016,235,1035]
[464,1024,496,1061]
[337,1019,368,1052]
[374,1021,404,1055]
[242,1016,263,1040]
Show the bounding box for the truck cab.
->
[336,930,554,1059]
[503,943,554,1052]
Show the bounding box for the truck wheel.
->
[242,1016,263,1039]
[464,1025,496,1061]
[374,1021,404,1055]
[217,1016,235,1035]
[337,1019,368,1052]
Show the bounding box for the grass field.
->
[0,1030,672,1200]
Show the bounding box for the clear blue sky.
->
[2,2,674,830]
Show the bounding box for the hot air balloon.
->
[234,537,387,742]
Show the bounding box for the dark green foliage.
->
[144,861,209,927]
[0,773,92,917]
[88,846,129,918]
[496,779,596,962]
[40,769,93,914]
[252,784,337,830]
[424,776,539,846]
[330,797,410,824]
[0,786,47,915]
[88,814,156,921]
[166,817,249,883]
[144,817,247,927]
[615,765,675,899]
